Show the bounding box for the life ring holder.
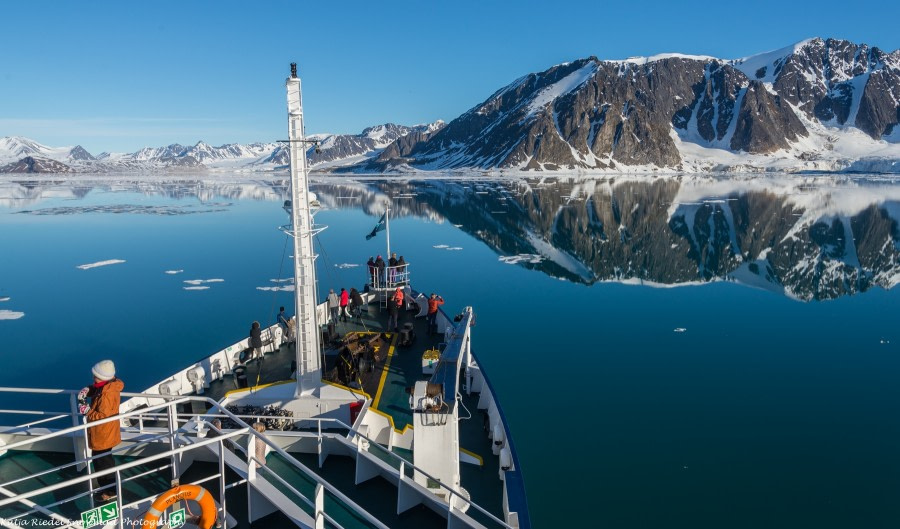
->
[143,484,217,529]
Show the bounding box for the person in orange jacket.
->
[426,293,444,335]
[83,360,124,503]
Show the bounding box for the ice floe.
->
[183,286,210,291]
[499,254,544,265]
[335,263,359,269]
[673,328,687,333]
[433,244,449,249]
[257,285,295,292]
[0,297,10,302]
[0,310,25,320]
[184,279,224,285]
[77,259,126,270]
[165,270,184,275]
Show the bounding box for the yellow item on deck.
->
[422,348,441,375]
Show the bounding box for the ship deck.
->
[199,298,439,433]
[196,295,506,524]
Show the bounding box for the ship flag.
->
[365,213,387,240]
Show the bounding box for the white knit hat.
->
[92,360,116,381]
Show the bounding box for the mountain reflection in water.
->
[310,177,900,301]
[4,176,899,301]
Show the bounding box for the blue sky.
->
[1,0,898,154]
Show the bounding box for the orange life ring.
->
[142,484,217,529]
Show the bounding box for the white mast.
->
[385,206,391,260]
[285,63,323,396]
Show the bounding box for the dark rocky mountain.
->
[0,156,72,173]
[360,38,899,173]
[310,122,444,167]
[67,146,95,161]
[757,38,900,138]
[311,178,900,301]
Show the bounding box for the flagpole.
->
[385,206,391,259]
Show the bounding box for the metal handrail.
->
[0,388,514,529]
[0,395,196,453]
[0,395,396,529]
[7,461,176,522]
[0,430,174,490]
[368,263,411,290]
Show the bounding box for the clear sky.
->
[1,0,898,154]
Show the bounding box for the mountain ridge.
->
[357,37,899,174]
[2,37,898,175]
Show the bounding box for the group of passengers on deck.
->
[366,253,408,289]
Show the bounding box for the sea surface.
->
[2,175,900,529]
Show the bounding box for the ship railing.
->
[0,391,388,529]
[367,264,411,291]
[111,412,515,529]
[0,389,515,529]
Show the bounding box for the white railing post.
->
[70,393,88,473]
[116,469,124,529]
[314,483,325,529]
[82,421,93,494]
[218,438,227,526]
[166,400,179,482]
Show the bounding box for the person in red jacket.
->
[83,360,124,503]
[427,293,444,335]
[339,287,349,323]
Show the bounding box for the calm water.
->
[2,176,900,528]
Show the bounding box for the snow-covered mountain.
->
[0,136,93,165]
[361,37,900,174]
[0,123,441,174]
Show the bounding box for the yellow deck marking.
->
[460,447,484,466]
[323,380,371,399]
[367,407,413,435]
[371,334,398,410]
[224,379,293,397]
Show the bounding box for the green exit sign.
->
[80,501,118,527]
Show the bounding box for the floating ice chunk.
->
[257,285,295,292]
[183,286,210,291]
[184,279,224,285]
[446,247,463,251]
[0,297,10,302]
[453,224,463,228]
[433,244,450,249]
[880,339,891,344]
[0,310,24,320]
[335,263,359,269]
[270,278,294,283]
[77,259,126,270]
[165,270,184,275]
[673,328,687,333]
[499,254,544,265]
